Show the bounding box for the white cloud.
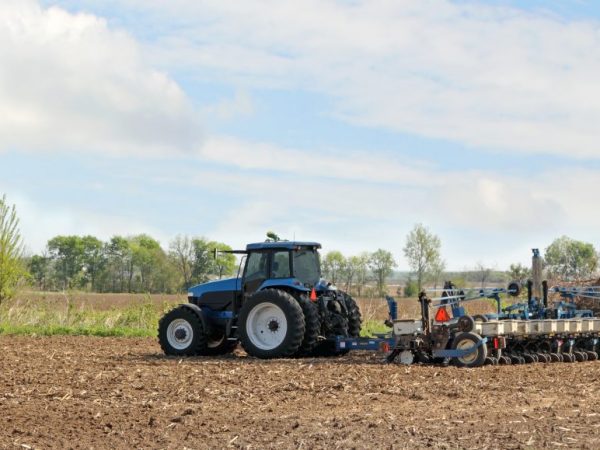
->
[112,0,600,158]
[0,0,202,156]
[199,135,436,185]
[4,0,600,270]
[5,134,600,269]
[154,143,600,268]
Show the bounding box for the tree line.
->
[27,234,236,294]
[321,249,395,297]
[1,194,599,301]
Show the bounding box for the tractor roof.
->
[246,241,321,251]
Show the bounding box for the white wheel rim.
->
[246,302,288,351]
[166,318,194,350]
[456,339,478,364]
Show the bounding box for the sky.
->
[2,0,600,271]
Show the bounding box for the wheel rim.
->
[166,318,194,350]
[456,339,478,365]
[246,302,287,351]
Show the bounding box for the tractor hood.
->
[188,277,241,300]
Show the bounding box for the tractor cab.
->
[241,241,322,296]
[185,241,322,313]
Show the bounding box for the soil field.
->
[2,337,600,449]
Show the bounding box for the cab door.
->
[242,251,269,296]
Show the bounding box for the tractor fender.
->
[179,303,211,332]
[258,278,311,293]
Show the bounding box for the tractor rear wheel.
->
[310,292,362,357]
[239,289,305,359]
[451,332,487,368]
[345,294,362,338]
[158,306,207,356]
[294,294,320,356]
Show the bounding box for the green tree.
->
[545,236,598,281]
[508,263,531,284]
[211,241,236,279]
[80,235,106,291]
[404,277,418,298]
[129,234,164,292]
[191,238,216,284]
[28,254,50,290]
[403,223,442,293]
[47,235,85,290]
[322,251,346,285]
[369,249,397,297]
[105,236,133,292]
[0,195,26,303]
[352,252,371,297]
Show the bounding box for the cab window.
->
[293,249,320,285]
[245,252,268,282]
[271,251,291,278]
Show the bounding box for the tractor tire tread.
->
[294,294,321,356]
[344,293,362,338]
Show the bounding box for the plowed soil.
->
[2,336,600,449]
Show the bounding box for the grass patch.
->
[1,292,393,339]
[360,319,390,337]
[0,293,171,338]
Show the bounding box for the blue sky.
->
[2,0,600,270]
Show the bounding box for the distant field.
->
[0,290,502,338]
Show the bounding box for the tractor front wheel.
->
[239,289,305,359]
[158,306,207,356]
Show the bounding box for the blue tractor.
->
[158,240,362,359]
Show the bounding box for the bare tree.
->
[429,259,446,290]
[169,235,194,289]
[475,261,491,288]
